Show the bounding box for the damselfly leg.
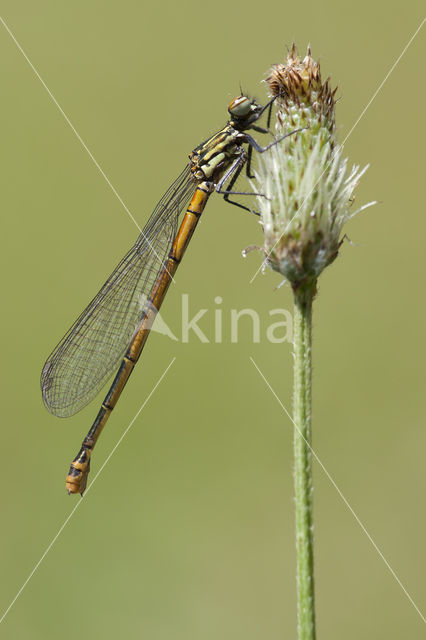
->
[217,126,307,215]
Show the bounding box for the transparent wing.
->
[41,166,195,417]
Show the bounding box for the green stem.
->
[293,281,316,640]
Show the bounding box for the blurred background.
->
[0,1,424,638]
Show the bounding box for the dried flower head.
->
[252,44,374,291]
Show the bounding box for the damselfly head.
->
[228,95,260,120]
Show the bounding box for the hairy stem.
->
[293,281,316,639]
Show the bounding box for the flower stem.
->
[293,280,316,639]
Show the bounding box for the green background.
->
[0,1,424,638]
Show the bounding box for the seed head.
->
[252,44,374,291]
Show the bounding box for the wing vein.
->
[41,166,195,417]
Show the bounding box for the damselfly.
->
[41,94,300,494]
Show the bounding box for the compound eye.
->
[228,95,251,118]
